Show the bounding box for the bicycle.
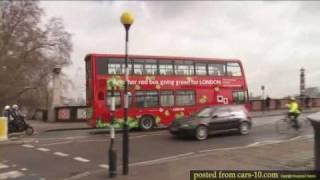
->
[275,115,309,134]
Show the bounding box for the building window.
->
[135,91,159,108]
[160,91,174,107]
[106,91,121,109]
[176,90,195,106]
[226,63,242,76]
[174,60,194,75]
[208,63,225,76]
[159,60,173,75]
[195,63,207,75]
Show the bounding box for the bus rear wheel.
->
[139,116,155,131]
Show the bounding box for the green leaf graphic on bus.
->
[155,116,161,124]
[145,76,156,81]
[175,112,185,119]
[96,119,108,128]
[134,84,141,90]
[95,116,139,129]
[199,96,208,104]
[164,110,170,117]
[107,75,124,90]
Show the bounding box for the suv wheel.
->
[195,125,208,140]
[239,122,250,135]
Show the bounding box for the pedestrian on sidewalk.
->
[305,96,311,109]
[266,96,271,110]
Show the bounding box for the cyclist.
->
[286,96,301,130]
[11,104,21,119]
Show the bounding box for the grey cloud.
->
[40,1,320,99]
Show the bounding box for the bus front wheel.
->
[139,116,155,131]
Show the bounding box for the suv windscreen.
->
[194,107,212,118]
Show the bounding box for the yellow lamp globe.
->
[121,11,134,25]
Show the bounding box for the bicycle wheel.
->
[296,117,309,131]
[276,118,290,134]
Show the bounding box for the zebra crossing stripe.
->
[0,170,24,179]
[0,163,8,169]
[98,164,109,169]
[37,148,50,152]
[54,152,69,157]
[22,144,34,148]
[73,157,90,163]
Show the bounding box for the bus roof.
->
[85,53,242,63]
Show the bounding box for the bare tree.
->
[0,0,73,112]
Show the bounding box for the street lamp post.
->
[120,11,134,175]
[261,85,265,112]
[48,65,62,122]
[108,80,117,177]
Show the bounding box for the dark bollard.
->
[308,112,320,170]
[109,144,117,177]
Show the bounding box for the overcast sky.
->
[40,1,320,99]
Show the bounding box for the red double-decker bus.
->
[85,54,249,130]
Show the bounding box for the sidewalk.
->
[78,136,315,180]
[250,107,320,118]
[27,120,90,133]
[1,107,319,136]
[18,107,320,133]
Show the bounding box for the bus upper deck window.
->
[226,63,242,76]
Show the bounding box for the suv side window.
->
[214,107,231,117]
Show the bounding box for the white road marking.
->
[37,148,50,152]
[130,135,148,139]
[306,134,314,138]
[77,139,107,143]
[22,144,34,148]
[21,168,28,171]
[262,140,283,144]
[247,142,261,147]
[288,135,302,141]
[65,136,89,140]
[130,152,195,166]
[199,146,244,153]
[73,157,90,163]
[200,134,312,153]
[77,133,166,143]
[0,163,8,169]
[24,136,90,141]
[0,171,24,179]
[98,164,109,169]
[41,141,73,147]
[54,152,70,157]
[62,172,91,180]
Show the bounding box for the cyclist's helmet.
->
[289,96,296,101]
[12,104,18,110]
[4,105,10,110]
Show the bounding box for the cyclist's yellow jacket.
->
[288,102,301,114]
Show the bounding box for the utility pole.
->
[300,68,305,106]
[48,66,62,122]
